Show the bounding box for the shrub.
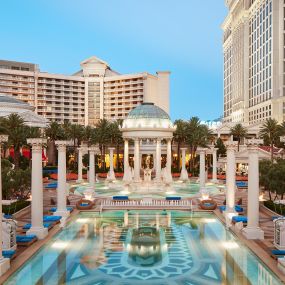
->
[2,200,30,215]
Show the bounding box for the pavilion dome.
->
[0,94,48,128]
[122,103,174,129]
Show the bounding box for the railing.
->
[100,199,193,211]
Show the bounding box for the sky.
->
[0,0,228,121]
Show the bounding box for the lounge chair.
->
[199,199,217,210]
[3,250,16,259]
[22,222,53,231]
[271,249,285,260]
[16,234,38,246]
[219,205,244,213]
[49,206,74,213]
[232,216,247,224]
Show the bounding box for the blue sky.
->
[0,0,227,121]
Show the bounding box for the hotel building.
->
[222,0,285,125]
[0,56,170,126]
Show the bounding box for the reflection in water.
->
[128,227,162,266]
[4,211,283,285]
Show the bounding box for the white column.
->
[108,147,116,181]
[211,147,218,183]
[0,135,10,275]
[224,142,237,216]
[27,138,48,240]
[54,141,71,218]
[198,148,206,190]
[134,139,140,182]
[155,138,161,181]
[77,147,83,182]
[88,146,97,187]
[242,145,264,239]
[166,139,172,182]
[123,139,129,169]
[180,148,188,181]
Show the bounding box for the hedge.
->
[264,200,285,215]
[2,200,30,215]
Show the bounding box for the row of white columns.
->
[123,138,172,182]
[196,147,218,188]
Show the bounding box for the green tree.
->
[259,159,273,200]
[215,138,226,158]
[109,120,123,171]
[173,119,187,168]
[230,123,247,151]
[186,117,212,171]
[92,119,111,171]
[0,114,29,169]
[260,118,281,162]
[45,121,65,165]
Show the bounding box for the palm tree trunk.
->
[271,142,274,162]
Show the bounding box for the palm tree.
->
[230,123,248,151]
[173,119,187,168]
[0,114,28,169]
[260,118,282,162]
[109,120,123,171]
[186,117,212,171]
[92,119,111,171]
[45,121,65,165]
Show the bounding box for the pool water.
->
[73,181,224,199]
[5,211,282,285]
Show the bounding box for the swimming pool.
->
[5,211,282,284]
[72,181,225,199]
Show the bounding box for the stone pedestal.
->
[242,145,264,240]
[0,135,10,276]
[27,138,48,240]
[54,141,71,218]
[180,148,188,182]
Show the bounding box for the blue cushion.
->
[219,206,226,211]
[16,235,37,242]
[272,249,285,255]
[80,203,89,207]
[43,215,62,222]
[4,214,13,219]
[23,222,52,230]
[232,216,248,223]
[166,197,181,201]
[2,250,15,258]
[113,196,128,200]
[204,203,214,207]
[49,206,73,212]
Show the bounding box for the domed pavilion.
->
[121,102,176,183]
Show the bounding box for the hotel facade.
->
[222,0,285,125]
[0,56,170,126]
